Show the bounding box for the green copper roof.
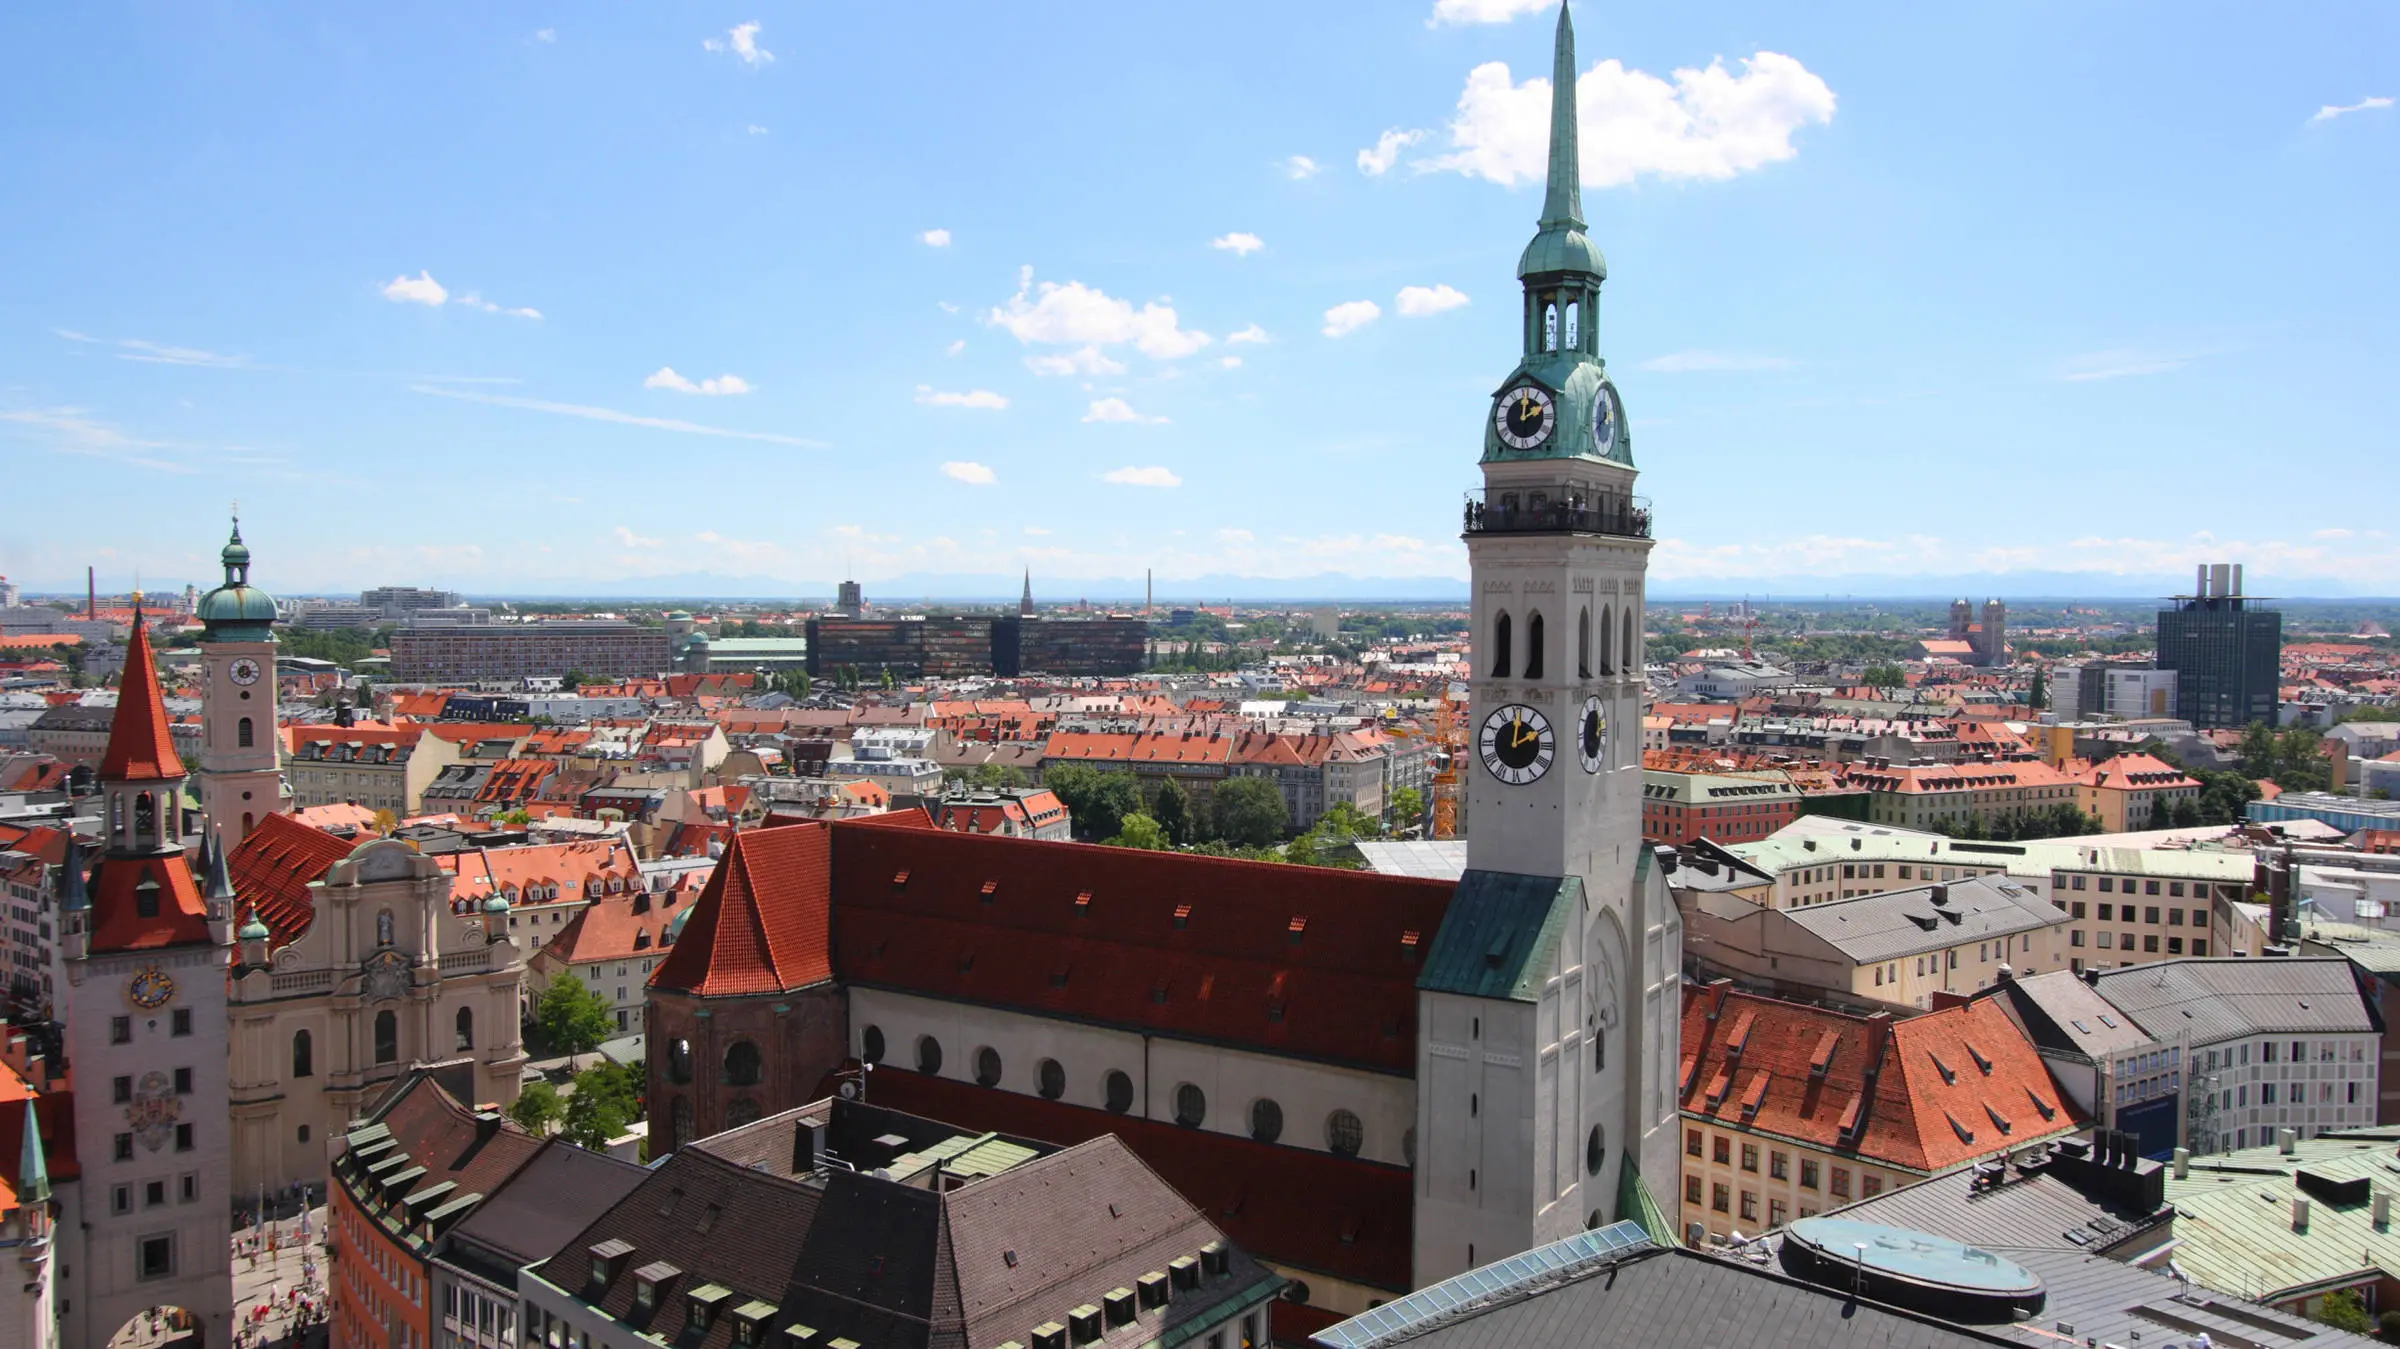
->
[1517,3,1605,283]
[198,519,278,637]
[1418,870,1579,1002]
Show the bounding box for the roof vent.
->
[1400,929,1421,961]
[1173,903,1191,929]
[1288,915,1308,942]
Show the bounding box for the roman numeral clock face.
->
[1479,703,1554,785]
[1494,384,1554,450]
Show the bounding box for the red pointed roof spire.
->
[97,606,187,783]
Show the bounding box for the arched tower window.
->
[237,717,254,749]
[1577,607,1592,680]
[1599,604,1614,676]
[1490,612,1512,678]
[1524,612,1545,680]
[1564,299,1580,350]
[454,1006,474,1052]
[725,1040,763,1086]
[133,793,156,843]
[292,1030,313,1079]
[1543,300,1559,351]
[1623,607,1637,678]
[373,1010,397,1065]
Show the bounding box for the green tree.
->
[561,1061,642,1150]
[2337,703,2400,725]
[2275,727,2331,793]
[2310,1289,2372,1334]
[1149,778,1192,846]
[967,761,1026,792]
[2026,667,2046,710]
[1389,786,1427,832]
[508,1080,563,1135]
[879,666,895,690]
[1211,776,1289,847]
[1107,812,1171,850]
[495,808,532,827]
[1861,664,1907,690]
[560,668,590,692]
[1043,764,1144,841]
[533,972,615,1056]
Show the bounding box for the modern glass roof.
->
[1313,1221,1652,1349]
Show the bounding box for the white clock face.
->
[1592,385,1620,453]
[229,657,262,686]
[1479,703,1555,786]
[1494,384,1555,451]
[1578,695,1607,774]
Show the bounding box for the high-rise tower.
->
[1413,1,1681,1282]
[56,611,234,1349]
[195,518,284,847]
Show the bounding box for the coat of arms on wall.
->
[126,1070,180,1152]
[361,949,411,1003]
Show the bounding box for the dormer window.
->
[731,1301,779,1346]
[687,1284,733,1334]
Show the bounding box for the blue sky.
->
[2,2,2395,598]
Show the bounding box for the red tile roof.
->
[833,1063,1414,1292]
[228,812,359,948]
[829,818,1453,1074]
[649,823,835,997]
[97,617,185,782]
[87,851,212,953]
[1679,983,2079,1175]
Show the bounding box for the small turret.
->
[58,834,89,964]
[204,828,239,945]
[238,903,271,968]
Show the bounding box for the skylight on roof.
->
[1314,1222,1654,1349]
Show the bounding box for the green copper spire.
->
[1540,1,1583,231]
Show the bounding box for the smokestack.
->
[2292,1196,2310,1230]
[2195,563,2207,598]
[2210,563,2231,598]
[87,566,96,621]
[2232,563,2244,598]
[2173,1147,2189,1179]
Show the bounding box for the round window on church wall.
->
[974,1046,1003,1088]
[917,1036,943,1076]
[1327,1109,1364,1159]
[1103,1070,1134,1115]
[1586,1124,1606,1177]
[1037,1058,1066,1100]
[1249,1098,1283,1144]
[861,1025,885,1065]
[1174,1083,1206,1128]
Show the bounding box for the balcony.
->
[1463,489,1651,540]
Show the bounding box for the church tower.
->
[1414,0,1682,1282]
[196,517,283,847]
[56,611,235,1349]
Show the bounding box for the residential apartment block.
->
[389,621,672,682]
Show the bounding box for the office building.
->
[2157,563,2281,729]
[390,621,671,682]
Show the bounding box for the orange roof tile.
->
[649,823,834,997]
[97,617,184,782]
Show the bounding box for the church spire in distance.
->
[1540,1,1583,231]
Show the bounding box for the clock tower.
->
[1412,0,1682,1282]
[196,517,284,847]
[55,610,235,1349]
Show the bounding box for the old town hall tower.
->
[196,518,283,847]
[1412,0,1682,1282]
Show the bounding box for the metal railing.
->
[1463,490,1651,540]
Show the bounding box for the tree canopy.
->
[1044,764,1145,840]
[1211,776,1289,848]
[532,972,615,1056]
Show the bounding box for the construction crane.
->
[1431,685,1465,840]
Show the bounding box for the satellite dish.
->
[837,1081,859,1100]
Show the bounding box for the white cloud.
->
[2315,528,2355,540]
[747,123,769,135]
[1282,155,1322,179]
[921,228,953,247]
[945,339,967,357]
[644,366,754,396]
[1637,350,1795,373]
[2059,349,2190,382]
[1428,0,1551,24]
[703,20,773,65]
[614,526,663,549]
[1357,127,1425,175]
[535,27,556,43]
[1425,52,1836,189]
[986,266,1210,360]
[1226,324,1271,346]
[1102,465,1182,487]
[2311,96,2393,123]
[381,271,449,307]
[915,385,1009,410]
[411,384,826,446]
[1395,284,1470,316]
[1085,398,1166,425]
[1321,300,1382,338]
[1211,231,1265,256]
[58,331,254,369]
[1024,345,1127,377]
[455,292,542,319]
[941,461,998,485]
[1219,356,1242,369]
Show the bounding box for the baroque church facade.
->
[643,4,1679,1326]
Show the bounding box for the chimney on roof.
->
[2280,1127,2298,1155]
[2292,1195,2311,1231]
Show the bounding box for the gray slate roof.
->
[2088,957,2376,1044]
[1826,1162,2374,1347]
[1781,874,2060,964]
[2000,969,2159,1058]
[1359,1246,2021,1349]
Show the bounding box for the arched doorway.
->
[105,1304,209,1349]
